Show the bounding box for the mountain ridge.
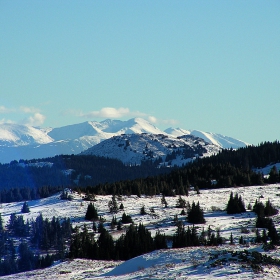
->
[81,133,221,167]
[0,118,249,163]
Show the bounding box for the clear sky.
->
[1,1,279,145]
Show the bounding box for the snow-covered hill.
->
[81,133,221,166]
[2,184,280,279]
[0,118,249,163]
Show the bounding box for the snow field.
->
[2,184,280,279]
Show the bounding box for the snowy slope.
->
[2,184,280,279]
[166,127,249,149]
[0,123,53,146]
[0,118,249,163]
[81,133,221,166]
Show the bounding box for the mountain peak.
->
[0,118,249,163]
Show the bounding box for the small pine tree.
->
[140,205,147,215]
[230,232,234,244]
[110,216,118,229]
[176,195,186,208]
[264,199,278,216]
[21,201,30,213]
[180,209,186,215]
[161,195,168,208]
[121,212,133,224]
[85,203,98,221]
[108,195,118,213]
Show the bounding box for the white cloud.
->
[22,113,46,126]
[81,107,131,119]
[148,116,157,123]
[66,106,178,127]
[77,107,154,120]
[0,106,14,114]
[0,118,15,124]
[20,106,40,113]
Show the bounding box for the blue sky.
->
[1,1,279,145]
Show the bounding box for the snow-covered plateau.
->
[0,118,249,163]
[2,184,280,279]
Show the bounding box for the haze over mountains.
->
[0,118,249,164]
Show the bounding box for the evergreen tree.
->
[187,201,205,224]
[161,194,168,208]
[85,203,98,221]
[230,232,234,244]
[140,205,147,215]
[0,213,3,232]
[226,192,246,214]
[21,201,30,213]
[269,166,279,183]
[176,195,187,208]
[154,230,167,250]
[110,216,118,229]
[98,227,115,259]
[264,199,279,216]
[108,195,118,213]
[253,199,265,217]
[121,212,133,224]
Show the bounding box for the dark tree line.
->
[80,142,280,197]
[69,223,167,261]
[1,141,280,203]
[0,185,65,203]
[0,155,172,191]
[172,222,223,248]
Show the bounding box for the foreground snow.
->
[2,246,280,279]
[2,184,280,279]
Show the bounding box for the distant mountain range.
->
[0,118,249,164]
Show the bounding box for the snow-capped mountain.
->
[0,118,249,163]
[165,128,250,149]
[0,123,53,146]
[81,133,221,166]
